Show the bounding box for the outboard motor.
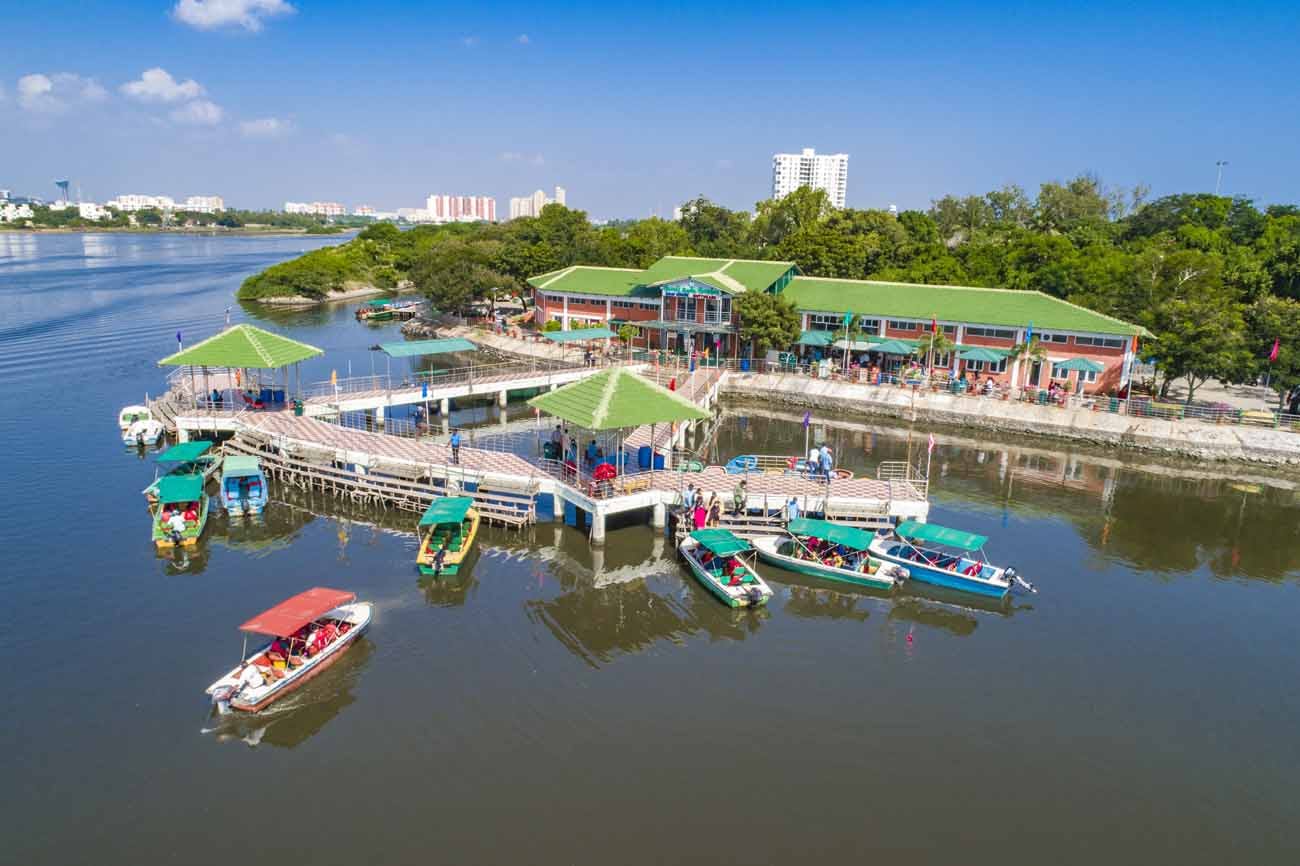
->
[210,685,236,715]
[744,586,765,606]
[1005,567,1037,594]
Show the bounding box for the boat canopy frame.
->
[239,587,357,637]
[787,517,876,550]
[689,528,752,557]
[221,455,263,478]
[894,519,987,552]
[419,496,474,526]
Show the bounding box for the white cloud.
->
[121,68,204,103]
[517,34,530,44]
[240,116,292,138]
[461,36,480,48]
[172,0,295,32]
[170,99,224,125]
[16,73,106,113]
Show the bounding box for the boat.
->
[205,587,372,714]
[355,298,420,322]
[123,417,165,447]
[221,454,268,516]
[118,404,151,431]
[151,473,210,548]
[752,517,908,591]
[416,496,480,576]
[722,454,852,480]
[144,440,221,504]
[678,528,773,608]
[867,520,1036,599]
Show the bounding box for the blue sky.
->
[2,1,1297,218]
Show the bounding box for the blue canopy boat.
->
[221,455,268,516]
[868,520,1035,599]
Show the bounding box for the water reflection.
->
[206,639,373,749]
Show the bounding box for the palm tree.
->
[1007,338,1048,390]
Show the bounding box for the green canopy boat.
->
[752,517,907,591]
[144,441,220,504]
[678,529,773,608]
[416,496,480,576]
[151,473,210,549]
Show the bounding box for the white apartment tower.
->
[509,186,567,220]
[771,148,849,208]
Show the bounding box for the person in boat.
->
[234,662,265,694]
[166,509,188,543]
[183,501,199,522]
[786,497,800,524]
[699,550,714,569]
[683,483,697,513]
[724,558,743,585]
[432,540,449,576]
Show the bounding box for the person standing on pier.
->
[450,430,462,465]
[732,479,747,516]
[819,446,834,482]
[786,497,800,524]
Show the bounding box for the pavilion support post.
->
[590,509,606,545]
[497,389,508,408]
[651,501,666,529]
[439,397,450,415]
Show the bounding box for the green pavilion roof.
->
[156,474,204,504]
[690,528,752,556]
[221,455,263,478]
[783,276,1144,337]
[798,330,834,347]
[379,338,477,357]
[1053,357,1106,373]
[155,441,212,463]
[958,347,1008,363]
[896,520,987,552]
[527,367,709,430]
[787,517,876,551]
[543,327,615,343]
[527,266,650,297]
[639,256,796,293]
[158,324,323,368]
[419,496,474,526]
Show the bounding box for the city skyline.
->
[1,1,1298,219]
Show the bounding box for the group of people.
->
[234,618,355,692]
[697,549,746,586]
[804,444,835,480]
[685,485,724,530]
[159,501,200,542]
[792,537,869,573]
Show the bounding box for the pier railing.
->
[301,358,589,400]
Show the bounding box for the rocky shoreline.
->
[253,280,417,307]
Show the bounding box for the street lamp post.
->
[1215,160,1229,196]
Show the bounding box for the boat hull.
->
[752,536,898,590]
[869,538,1009,600]
[679,538,772,608]
[209,602,372,714]
[417,509,480,576]
[153,497,209,549]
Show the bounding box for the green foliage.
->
[542,319,563,333]
[736,290,801,355]
[617,324,639,344]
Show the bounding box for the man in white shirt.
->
[807,445,820,478]
[166,511,188,543]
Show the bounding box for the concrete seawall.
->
[722,373,1300,466]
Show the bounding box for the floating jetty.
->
[149,334,930,544]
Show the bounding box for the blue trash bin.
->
[653,453,665,470]
[638,446,652,469]
[740,358,750,372]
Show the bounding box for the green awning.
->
[156,474,204,504]
[958,347,1008,363]
[870,340,917,355]
[379,338,477,358]
[543,327,616,343]
[158,324,323,368]
[365,299,393,307]
[690,529,752,556]
[221,455,263,478]
[833,339,879,351]
[787,517,876,550]
[896,519,987,552]
[797,330,834,347]
[419,496,474,526]
[527,367,709,430]
[1053,357,1106,373]
[155,441,213,463]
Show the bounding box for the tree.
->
[678,197,754,257]
[735,290,801,356]
[751,186,831,248]
[1007,338,1049,389]
[542,319,562,332]
[1245,296,1300,409]
[624,217,691,267]
[1146,292,1250,403]
[410,241,509,314]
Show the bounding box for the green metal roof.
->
[690,528,752,556]
[787,517,876,550]
[958,347,1008,363]
[896,519,987,552]
[543,327,615,343]
[221,455,263,477]
[155,441,212,463]
[1053,357,1106,373]
[379,338,477,357]
[156,473,204,504]
[783,276,1144,337]
[527,266,649,297]
[527,367,709,430]
[419,496,474,526]
[798,330,834,347]
[871,339,918,355]
[721,260,797,292]
[158,325,324,368]
[639,257,733,285]
[639,256,796,293]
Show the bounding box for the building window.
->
[1075,335,1126,349]
[857,317,881,332]
[965,326,1017,340]
[887,319,919,331]
[808,313,844,331]
[1041,333,1069,344]
[967,358,1008,374]
[1051,362,1070,380]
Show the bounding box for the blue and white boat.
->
[221,455,268,516]
[868,520,1035,600]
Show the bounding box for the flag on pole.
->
[843,310,853,327]
[176,330,182,350]
[1025,322,1034,343]
[931,317,939,335]
[802,411,811,429]
[1269,337,1280,363]
[927,432,936,455]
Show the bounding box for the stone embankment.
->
[723,372,1300,466]
[253,280,416,306]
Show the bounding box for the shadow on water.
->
[204,639,375,749]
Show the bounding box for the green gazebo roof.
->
[543,327,616,343]
[158,325,323,368]
[958,347,1008,363]
[527,367,709,430]
[1053,357,1106,373]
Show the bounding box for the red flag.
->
[1269,338,1280,363]
[931,317,939,335]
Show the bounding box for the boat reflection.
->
[779,584,872,622]
[205,639,373,749]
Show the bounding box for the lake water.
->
[2,233,1299,865]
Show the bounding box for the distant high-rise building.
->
[284,201,346,217]
[354,205,376,216]
[509,186,566,220]
[425,194,496,224]
[771,148,848,208]
[184,195,224,213]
